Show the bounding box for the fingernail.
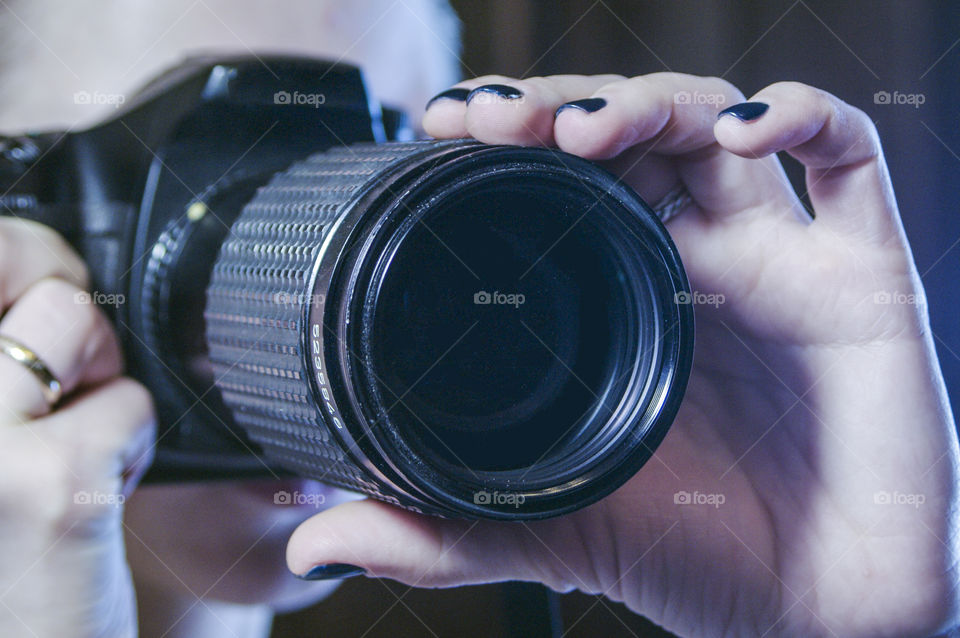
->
[717,102,769,122]
[555,97,607,117]
[297,563,366,581]
[466,84,523,105]
[425,87,469,110]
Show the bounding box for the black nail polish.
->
[555,98,607,117]
[297,563,366,581]
[466,84,523,104]
[717,102,769,122]
[425,87,469,110]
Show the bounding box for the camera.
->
[0,56,693,519]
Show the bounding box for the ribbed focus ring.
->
[205,141,453,499]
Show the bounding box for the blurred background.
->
[274,1,960,636]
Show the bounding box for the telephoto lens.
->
[204,139,693,520]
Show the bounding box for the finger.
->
[424,74,624,145]
[44,377,155,487]
[0,218,88,311]
[287,500,617,591]
[552,73,801,219]
[424,75,525,139]
[0,278,122,419]
[423,76,510,139]
[0,378,154,526]
[287,500,577,590]
[554,73,740,158]
[714,82,898,242]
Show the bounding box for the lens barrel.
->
[205,140,693,520]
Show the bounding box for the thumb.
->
[285,499,575,589]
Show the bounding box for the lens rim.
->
[311,144,693,520]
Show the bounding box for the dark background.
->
[273,2,960,636]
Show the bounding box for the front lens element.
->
[369,176,648,476]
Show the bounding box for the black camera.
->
[0,56,693,519]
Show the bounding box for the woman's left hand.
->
[285,73,960,638]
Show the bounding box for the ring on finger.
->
[0,334,63,408]
[652,185,693,223]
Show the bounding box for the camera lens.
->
[205,140,693,520]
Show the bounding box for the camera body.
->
[0,56,401,481]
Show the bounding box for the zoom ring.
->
[206,141,457,501]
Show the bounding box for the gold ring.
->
[0,335,62,407]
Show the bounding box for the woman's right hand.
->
[0,219,155,638]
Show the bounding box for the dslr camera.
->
[0,56,693,519]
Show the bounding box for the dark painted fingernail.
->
[297,563,366,581]
[717,102,769,121]
[466,84,523,104]
[425,87,469,110]
[555,97,607,117]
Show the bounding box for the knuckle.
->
[763,81,880,136]
[644,71,681,83]
[621,73,657,91]
[58,381,155,483]
[15,218,81,260]
[20,218,67,247]
[470,74,516,87]
[786,84,882,157]
[594,76,625,96]
[0,221,90,307]
[602,75,658,104]
[766,80,810,95]
[639,72,745,102]
[118,378,155,417]
[763,80,826,110]
[701,76,746,102]
[32,278,102,336]
[521,76,556,98]
[842,100,879,136]
[106,378,156,432]
[2,219,88,283]
[66,380,155,458]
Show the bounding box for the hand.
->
[0,219,155,638]
[286,74,960,637]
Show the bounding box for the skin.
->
[0,220,152,637]
[0,2,459,637]
[285,74,960,637]
[0,9,955,635]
